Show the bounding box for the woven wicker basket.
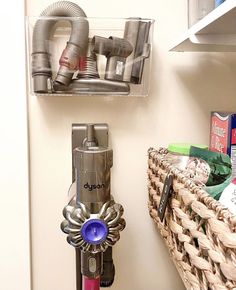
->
[148,147,236,290]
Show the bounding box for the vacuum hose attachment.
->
[32,1,89,93]
[91,36,133,82]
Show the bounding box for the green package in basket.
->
[168,143,208,155]
[189,146,232,200]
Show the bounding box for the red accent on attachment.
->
[59,48,80,70]
[83,276,100,290]
[79,56,87,71]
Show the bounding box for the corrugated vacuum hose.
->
[31,1,89,93]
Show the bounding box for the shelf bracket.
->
[189,33,236,46]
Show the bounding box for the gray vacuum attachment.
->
[91,36,133,82]
[123,19,151,84]
[32,1,89,93]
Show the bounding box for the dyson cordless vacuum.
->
[61,124,125,290]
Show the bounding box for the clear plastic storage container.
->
[188,0,215,27]
[26,16,154,97]
[165,143,210,184]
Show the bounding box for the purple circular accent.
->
[81,219,108,245]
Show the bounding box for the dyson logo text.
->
[84,182,105,191]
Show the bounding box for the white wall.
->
[0,0,31,289]
[27,0,236,290]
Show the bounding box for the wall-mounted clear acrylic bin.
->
[26,16,154,97]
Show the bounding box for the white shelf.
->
[170,0,236,52]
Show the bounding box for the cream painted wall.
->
[27,1,236,290]
[0,0,31,289]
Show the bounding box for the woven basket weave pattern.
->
[148,148,236,290]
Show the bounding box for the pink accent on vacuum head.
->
[83,276,100,290]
